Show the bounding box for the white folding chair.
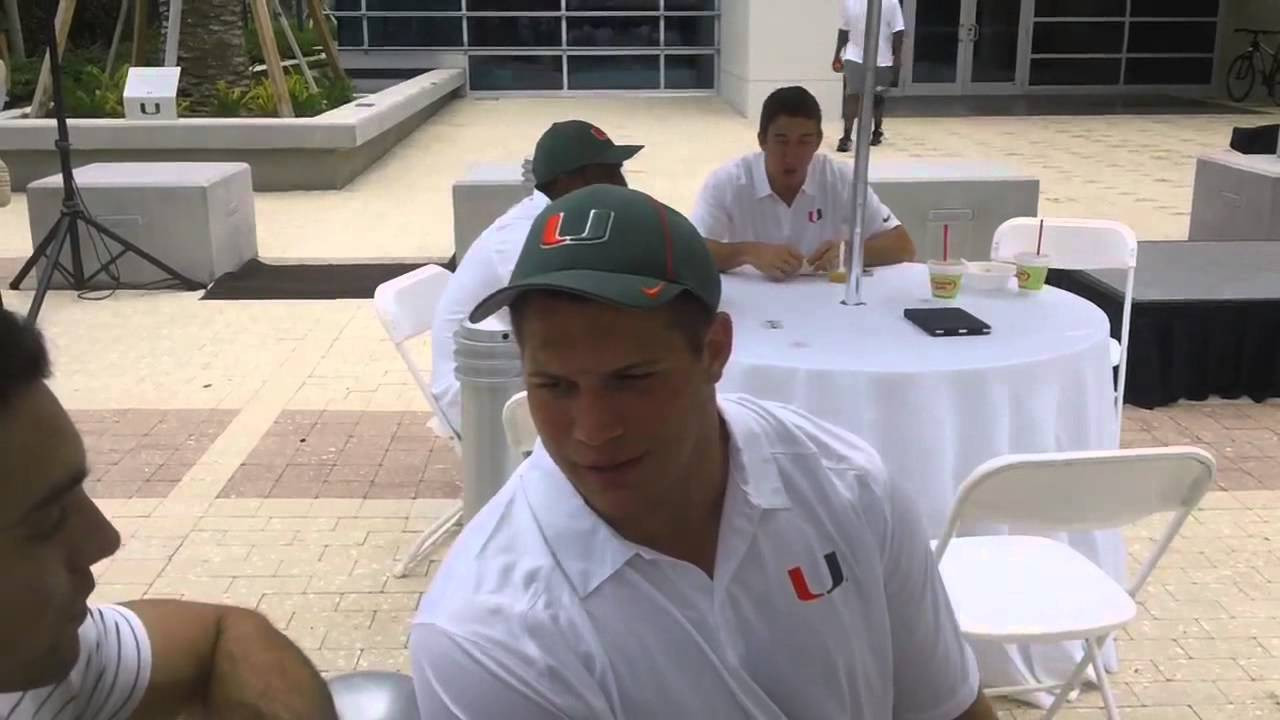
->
[502,391,538,458]
[372,264,463,577]
[990,218,1138,436]
[933,447,1216,719]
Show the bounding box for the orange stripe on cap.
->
[646,197,675,279]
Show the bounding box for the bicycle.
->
[1226,28,1280,104]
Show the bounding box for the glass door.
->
[965,0,1024,90]
[904,0,1028,93]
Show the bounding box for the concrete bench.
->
[1190,150,1280,241]
[869,160,1040,262]
[25,162,257,289]
[452,162,532,261]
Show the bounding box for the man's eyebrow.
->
[5,470,88,528]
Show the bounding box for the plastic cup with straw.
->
[1016,218,1051,291]
[928,223,965,299]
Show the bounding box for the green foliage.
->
[62,65,129,119]
[7,57,38,105]
[211,81,246,117]
[222,71,354,118]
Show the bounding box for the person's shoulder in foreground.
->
[410,184,993,720]
[0,308,337,720]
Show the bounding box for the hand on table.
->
[749,243,804,281]
[807,242,841,274]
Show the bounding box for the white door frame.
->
[900,0,1032,95]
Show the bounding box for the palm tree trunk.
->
[176,0,249,112]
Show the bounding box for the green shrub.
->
[211,81,246,117]
[226,71,354,118]
[62,65,128,119]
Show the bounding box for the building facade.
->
[333,0,1241,119]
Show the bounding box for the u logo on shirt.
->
[808,208,824,224]
[787,551,845,602]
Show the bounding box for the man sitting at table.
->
[0,308,337,720]
[430,119,641,436]
[692,86,915,280]
[409,184,994,720]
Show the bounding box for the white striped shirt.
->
[0,605,151,720]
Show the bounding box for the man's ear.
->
[704,312,734,384]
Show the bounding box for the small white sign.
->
[123,67,182,121]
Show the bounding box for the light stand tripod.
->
[9,11,202,326]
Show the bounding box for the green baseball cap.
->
[469,185,721,323]
[531,120,643,186]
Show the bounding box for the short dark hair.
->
[0,309,51,411]
[758,86,823,139]
[509,290,715,356]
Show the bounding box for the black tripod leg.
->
[79,214,205,290]
[24,216,73,325]
[10,215,67,291]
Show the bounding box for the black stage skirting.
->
[1049,241,1280,409]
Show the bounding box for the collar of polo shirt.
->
[521,397,791,598]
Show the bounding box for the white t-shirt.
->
[692,152,900,259]
[842,0,907,67]
[0,605,152,720]
[430,191,550,432]
[410,394,980,720]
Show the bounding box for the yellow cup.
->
[1015,252,1051,291]
[928,260,966,300]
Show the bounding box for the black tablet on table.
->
[903,307,991,337]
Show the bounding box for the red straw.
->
[943,224,950,261]
[1036,218,1045,256]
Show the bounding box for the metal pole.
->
[163,0,183,67]
[842,0,883,306]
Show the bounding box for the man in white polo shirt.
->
[0,309,336,720]
[693,86,914,281]
[410,185,994,719]
[429,120,641,434]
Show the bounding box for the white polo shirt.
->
[410,394,979,720]
[0,604,152,720]
[430,191,550,432]
[842,0,907,67]
[691,152,900,259]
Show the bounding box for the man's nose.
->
[572,390,624,447]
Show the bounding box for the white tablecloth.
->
[718,264,1123,703]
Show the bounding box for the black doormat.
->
[201,259,446,300]
[884,94,1262,118]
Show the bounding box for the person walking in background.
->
[834,0,905,150]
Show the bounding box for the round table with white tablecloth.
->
[718,263,1123,704]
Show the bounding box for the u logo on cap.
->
[541,210,615,249]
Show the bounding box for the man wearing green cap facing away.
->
[409,184,996,720]
[429,120,641,435]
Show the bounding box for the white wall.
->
[720,0,846,123]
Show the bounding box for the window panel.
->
[333,0,362,11]
[665,0,717,9]
[1034,0,1124,17]
[665,15,716,46]
[467,0,560,10]
[1129,0,1218,18]
[568,54,660,89]
[469,55,564,90]
[335,16,365,46]
[468,16,563,47]
[567,0,659,9]
[665,53,715,89]
[1125,57,1213,84]
[1127,21,1217,54]
[1032,21,1124,54]
[567,16,660,46]
[1029,57,1122,85]
[366,0,460,10]
[367,17,464,47]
